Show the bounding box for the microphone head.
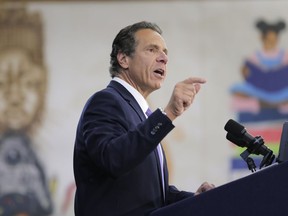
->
[224,119,245,137]
[226,133,247,147]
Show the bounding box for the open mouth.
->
[154,69,164,77]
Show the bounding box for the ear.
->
[117,52,129,69]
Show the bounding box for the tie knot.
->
[146,108,152,116]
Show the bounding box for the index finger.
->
[184,77,207,84]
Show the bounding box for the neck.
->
[116,73,151,99]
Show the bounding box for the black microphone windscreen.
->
[224,119,245,137]
[226,133,246,147]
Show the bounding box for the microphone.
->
[225,119,255,145]
[224,119,275,170]
[224,119,271,157]
[226,132,246,147]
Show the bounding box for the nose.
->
[157,51,168,65]
[7,71,24,106]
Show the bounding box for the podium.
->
[150,161,288,216]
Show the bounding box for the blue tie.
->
[145,107,153,117]
[145,108,165,198]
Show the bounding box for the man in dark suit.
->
[73,21,214,216]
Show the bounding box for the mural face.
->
[262,31,278,50]
[0,48,46,133]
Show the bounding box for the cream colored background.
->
[25,1,288,215]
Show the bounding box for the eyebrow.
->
[148,44,168,55]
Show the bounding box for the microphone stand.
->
[240,150,256,173]
[239,136,275,173]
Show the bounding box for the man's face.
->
[124,29,168,97]
[0,48,46,131]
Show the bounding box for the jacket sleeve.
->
[166,185,194,205]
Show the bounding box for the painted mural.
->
[0,5,53,216]
[1,1,288,215]
[229,19,288,173]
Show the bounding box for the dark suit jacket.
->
[73,80,194,216]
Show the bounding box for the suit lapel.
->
[108,80,166,202]
[107,80,146,121]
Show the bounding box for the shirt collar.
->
[113,77,149,115]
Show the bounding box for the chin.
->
[155,84,163,90]
[150,80,164,91]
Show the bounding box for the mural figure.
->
[0,5,53,216]
[230,19,288,123]
[229,19,288,172]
